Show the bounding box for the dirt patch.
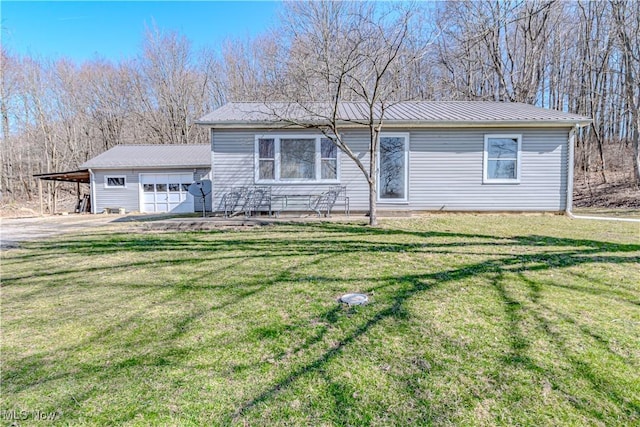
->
[0,194,79,218]
[0,200,42,218]
[138,218,271,232]
[574,172,640,209]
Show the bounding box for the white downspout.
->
[566,126,576,216]
[210,127,215,213]
[89,168,96,214]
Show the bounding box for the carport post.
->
[49,182,53,214]
[39,179,43,216]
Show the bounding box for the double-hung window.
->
[320,138,337,180]
[483,134,521,184]
[258,138,276,180]
[255,135,339,183]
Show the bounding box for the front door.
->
[378,133,409,202]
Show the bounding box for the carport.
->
[33,169,90,215]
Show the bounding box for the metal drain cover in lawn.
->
[340,293,369,306]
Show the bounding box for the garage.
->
[140,173,194,213]
[79,144,212,214]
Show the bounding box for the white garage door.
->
[140,173,194,213]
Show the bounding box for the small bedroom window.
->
[483,135,521,184]
[105,176,126,188]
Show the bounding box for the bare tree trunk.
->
[368,127,378,226]
[368,179,377,226]
[611,0,640,186]
[271,1,422,225]
[633,117,640,187]
[0,100,9,199]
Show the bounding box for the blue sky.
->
[1,1,282,62]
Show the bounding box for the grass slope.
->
[1,216,639,426]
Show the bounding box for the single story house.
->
[80,144,212,214]
[195,101,591,214]
[44,101,590,216]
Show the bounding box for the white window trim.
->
[104,175,126,189]
[377,132,410,203]
[254,134,341,184]
[483,134,522,184]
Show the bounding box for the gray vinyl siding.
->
[210,129,368,211]
[91,168,211,213]
[408,128,568,211]
[211,127,569,212]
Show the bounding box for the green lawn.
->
[1,216,639,426]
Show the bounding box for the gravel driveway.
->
[0,214,271,249]
[1,215,123,249]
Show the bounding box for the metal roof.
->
[197,101,591,128]
[80,144,211,169]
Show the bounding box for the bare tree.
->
[79,60,135,155]
[611,0,640,186]
[435,0,558,103]
[220,33,287,101]
[0,47,19,200]
[130,26,212,145]
[567,0,613,183]
[3,0,638,210]
[268,1,427,225]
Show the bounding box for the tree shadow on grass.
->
[1,221,639,424]
[228,225,639,423]
[2,249,352,424]
[237,277,636,420]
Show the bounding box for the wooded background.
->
[1,0,638,207]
